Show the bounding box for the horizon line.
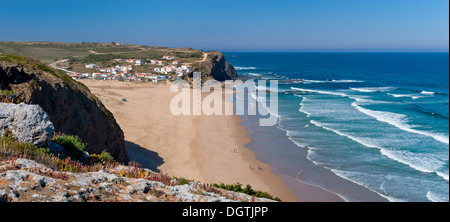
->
[1,40,448,53]
[219,51,450,53]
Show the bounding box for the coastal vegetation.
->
[213,182,281,201]
[1,131,282,201]
[0,41,203,64]
[0,90,23,104]
[52,135,86,161]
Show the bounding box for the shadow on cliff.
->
[124,140,164,173]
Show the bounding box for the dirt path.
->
[89,50,103,55]
[183,52,208,65]
[49,59,73,74]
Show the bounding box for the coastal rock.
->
[0,54,129,162]
[0,158,277,202]
[191,51,237,81]
[0,103,54,147]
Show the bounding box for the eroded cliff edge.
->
[0,53,129,162]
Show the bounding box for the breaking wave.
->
[235,66,257,70]
[351,102,449,144]
[350,87,396,93]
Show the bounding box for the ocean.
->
[224,52,449,202]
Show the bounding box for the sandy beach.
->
[78,79,300,202]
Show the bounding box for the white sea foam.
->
[330,169,405,202]
[302,79,364,84]
[302,79,328,84]
[250,91,280,119]
[331,79,365,83]
[351,102,449,144]
[291,87,348,97]
[310,119,446,174]
[293,170,351,202]
[235,66,257,70]
[248,73,262,76]
[350,87,395,93]
[387,93,423,100]
[309,120,381,149]
[292,87,393,105]
[436,170,449,181]
[426,191,448,202]
[421,91,435,95]
[387,93,409,98]
[256,85,284,93]
[349,96,393,104]
[379,149,444,174]
[298,97,314,117]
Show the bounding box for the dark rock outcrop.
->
[190,51,237,81]
[0,53,129,162]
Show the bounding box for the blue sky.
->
[0,0,448,52]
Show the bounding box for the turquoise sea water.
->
[224,52,449,202]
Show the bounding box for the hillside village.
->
[63,55,193,83]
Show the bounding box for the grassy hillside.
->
[0,41,203,63]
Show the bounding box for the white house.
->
[162,55,178,60]
[172,60,181,65]
[81,73,91,78]
[116,65,133,72]
[92,72,102,79]
[181,65,192,71]
[135,59,145,66]
[85,64,100,69]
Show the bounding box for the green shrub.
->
[5,141,36,156]
[90,151,114,164]
[36,64,56,75]
[0,90,15,95]
[36,147,52,155]
[212,182,281,202]
[52,135,86,160]
[177,177,189,185]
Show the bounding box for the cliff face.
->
[0,54,129,163]
[191,51,237,81]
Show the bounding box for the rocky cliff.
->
[0,53,129,162]
[190,51,237,81]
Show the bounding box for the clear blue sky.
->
[0,0,448,52]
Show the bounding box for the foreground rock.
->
[0,158,274,202]
[0,103,54,147]
[0,54,129,162]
